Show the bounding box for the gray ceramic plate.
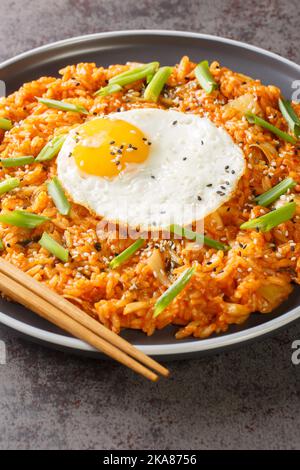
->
[0,30,300,360]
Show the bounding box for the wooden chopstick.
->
[0,258,169,381]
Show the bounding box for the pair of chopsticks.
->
[0,258,169,381]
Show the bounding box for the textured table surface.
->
[0,0,300,450]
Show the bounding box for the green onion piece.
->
[109,239,144,269]
[170,224,229,251]
[240,202,296,232]
[255,177,296,207]
[146,71,155,84]
[108,62,159,86]
[195,60,218,94]
[39,232,69,262]
[1,156,35,168]
[144,66,173,102]
[0,210,49,228]
[35,134,66,162]
[37,97,88,114]
[47,177,70,216]
[94,83,122,97]
[245,112,296,144]
[0,177,20,195]
[0,118,13,131]
[0,239,4,251]
[153,266,196,318]
[279,98,300,138]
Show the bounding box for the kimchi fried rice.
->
[0,56,300,340]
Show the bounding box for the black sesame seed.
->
[142,137,147,141]
[201,140,204,145]
[172,120,178,126]
[132,146,138,150]
[231,170,235,174]
[206,261,212,265]
[206,183,213,187]
[148,141,152,146]
[94,242,102,251]
[225,165,229,170]
[183,157,187,161]
[151,175,155,179]
[197,195,202,201]
[109,140,115,145]
[221,185,226,190]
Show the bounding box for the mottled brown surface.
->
[0,0,300,450]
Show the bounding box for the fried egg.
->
[57,108,245,229]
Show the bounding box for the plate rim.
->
[1,29,300,357]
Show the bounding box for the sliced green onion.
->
[240,202,296,232]
[35,134,66,162]
[146,71,155,84]
[109,239,144,269]
[108,62,159,86]
[153,266,196,318]
[39,232,69,262]
[1,156,35,168]
[144,66,173,102]
[245,112,296,144]
[195,60,218,94]
[279,98,300,138]
[47,177,70,216]
[0,118,13,131]
[255,177,296,207]
[94,63,160,96]
[170,224,229,251]
[37,97,88,114]
[0,177,20,195]
[94,83,122,98]
[0,239,4,251]
[0,210,49,228]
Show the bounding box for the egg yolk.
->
[72,118,150,178]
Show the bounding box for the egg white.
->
[57,109,245,229]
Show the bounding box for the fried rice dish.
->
[0,56,299,340]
